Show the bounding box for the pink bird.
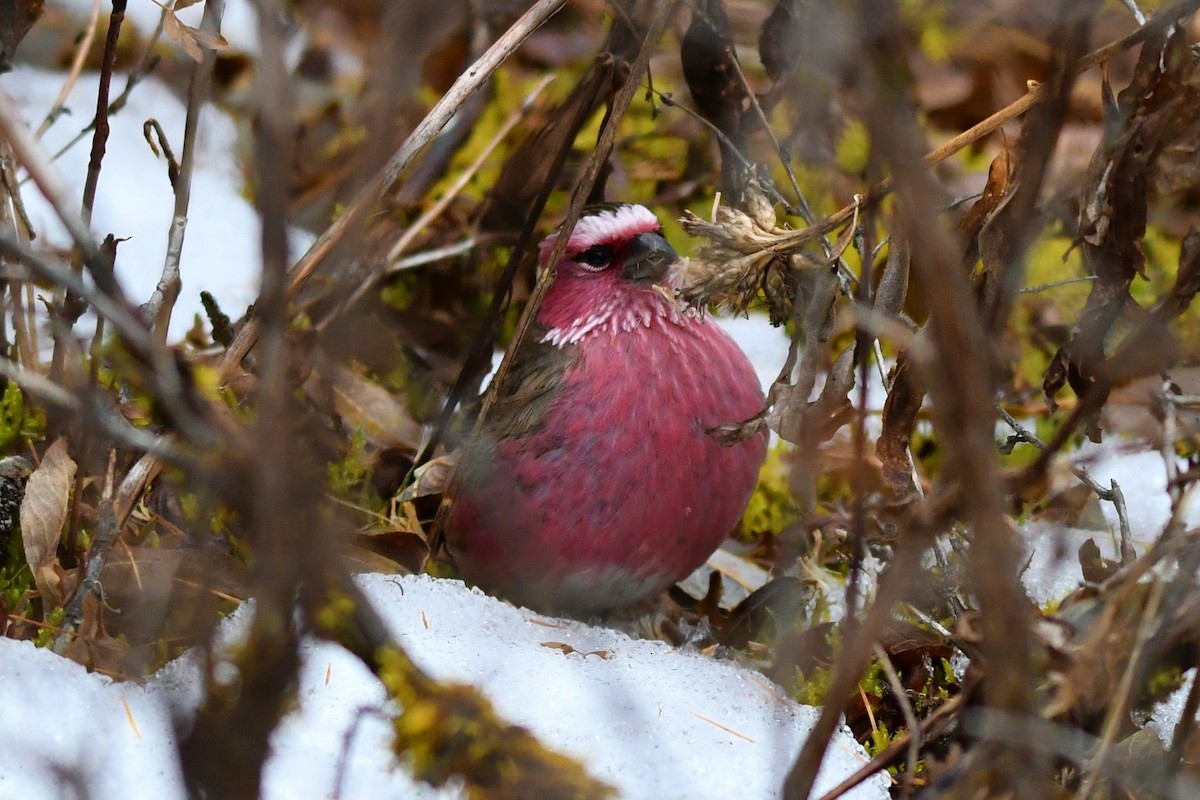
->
[446,203,767,614]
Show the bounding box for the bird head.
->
[536,204,687,347]
[539,203,678,284]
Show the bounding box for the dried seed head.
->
[677,197,803,325]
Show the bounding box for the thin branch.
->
[79,0,126,223]
[1017,275,1098,293]
[217,0,570,381]
[56,450,119,651]
[0,357,80,413]
[997,405,1134,561]
[39,1,172,171]
[873,644,920,800]
[1120,0,1148,25]
[723,45,808,222]
[35,0,103,139]
[0,228,147,350]
[963,709,1200,800]
[0,150,38,369]
[144,0,225,343]
[387,238,476,272]
[386,74,554,266]
[753,0,1200,258]
[312,72,555,331]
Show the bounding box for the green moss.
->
[34,606,65,648]
[314,588,357,636]
[381,273,422,313]
[327,428,371,500]
[834,120,870,176]
[739,445,800,542]
[793,664,833,707]
[0,539,32,618]
[0,383,44,454]
[1146,663,1186,703]
[865,722,905,760]
[378,645,616,796]
[858,657,889,699]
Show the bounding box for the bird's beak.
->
[621,231,677,283]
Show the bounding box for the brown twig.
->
[873,644,920,800]
[0,148,37,369]
[78,0,126,224]
[816,694,963,800]
[56,449,119,651]
[41,0,172,169]
[46,0,126,396]
[1077,572,1166,798]
[754,0,1200,259]
[180,0,300,792]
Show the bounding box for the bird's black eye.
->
[575,244,614,269]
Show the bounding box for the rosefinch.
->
[446,203,766,614]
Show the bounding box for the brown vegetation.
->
[3,0,1200,797]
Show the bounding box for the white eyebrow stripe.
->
[539,204,661,263]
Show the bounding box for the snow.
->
[0,574,890,800]
[1150,669,1197,749]
[1075,444,1200,536]
[0,639,182,799]
[715,314,791,393]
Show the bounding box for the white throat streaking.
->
[541,292,689,347]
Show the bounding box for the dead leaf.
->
[759,0,803,85]
[330,364,423,451]
[156,1,230,63]
[396,454,456,502]
[681,0,751,197]
[540,642,609,659]
[20,438,75,608]
[1044,25,1199,437]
